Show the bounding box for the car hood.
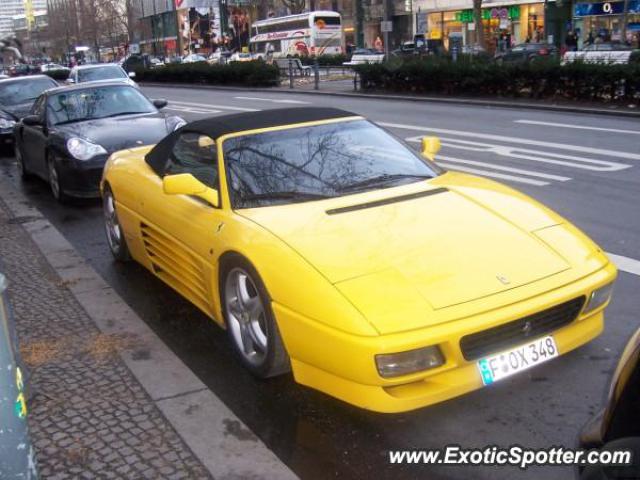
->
[54,113,170,153]
[1,101,34,120]
[240,176,574,317]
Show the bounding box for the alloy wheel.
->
[103,190,123,254]
[48,160,60,200]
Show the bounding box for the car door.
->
[20,95,48,178]
[138,132,223,318]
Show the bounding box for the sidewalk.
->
[0,174,296,479]
[0,195,211,479]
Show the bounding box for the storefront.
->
[573,1,640,45]
[416,0,546,52]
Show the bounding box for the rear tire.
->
[103,185,131,262]
[220,256,290,378]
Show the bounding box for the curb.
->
[0,175,297,480]
[141,82,640,118]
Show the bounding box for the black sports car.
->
[0,75,58,149]
[14,81,185,202]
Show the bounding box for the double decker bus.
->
[250,11,342,58]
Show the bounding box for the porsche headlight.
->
[0,117,16,130]
[66,137,107,161]
[375,345,445,378]
[584,282,615,315]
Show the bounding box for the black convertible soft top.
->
[145,107,359,175]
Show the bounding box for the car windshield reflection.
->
[223,119,440,209]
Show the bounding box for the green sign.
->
[455,6,521,23]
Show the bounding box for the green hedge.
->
[135,61,280,87]
[298,54,348,66]
[355,58,640,103]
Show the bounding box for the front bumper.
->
[275,262,616,413]
[55,153,107,198]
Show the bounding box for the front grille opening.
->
[459,296,586,361]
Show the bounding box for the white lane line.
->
[405,134,629,172]
[606,253,640,276]
[165,106,222,114]
[235,96,311,105]
[169,100,259,112]
[438,155,572,181]
[437,162,550,186]
[515,120,640,135]
[380,121,640,161]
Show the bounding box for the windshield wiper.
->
[98,111,148,119]
[337,173,432,192]
[242,191,332,202]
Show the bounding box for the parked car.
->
[66,63,137,87]
[229,52,254,63]
[208,49,233,65]
[391,41,417,57]
[181,53,207,64]
[343,48,385,65]
[14,81,185,202]
[0,75,58,148]
[0,273,38,480]
[563,43,640,65]
[121,54,150,72]
[101,107,616,413]
[149,57,165,69]
[578,326,640,479]
[495,43,558,64]
[40,63,70,74]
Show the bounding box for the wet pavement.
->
[0,89,639,479]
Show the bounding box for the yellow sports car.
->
[101,108,616,413]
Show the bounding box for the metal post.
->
[353,70,358,91]
[314,58,319,90]
[288,58,294,89]
[452,45,458,62]
[383,0,390,59]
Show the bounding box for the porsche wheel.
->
[222,260,290,378]
[103,186,131,262]
[15,144,32,180]
[47,157,69,203]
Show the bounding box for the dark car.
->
[0,75,58,149]
[0,273,38,479]
[578,326,640,479]
[495,43,558,64]
[14,81,185,202]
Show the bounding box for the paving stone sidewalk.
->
[0,197,211,479]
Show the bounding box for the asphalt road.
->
[1,87,639,480]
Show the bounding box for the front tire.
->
[221,258,290,378]
[103,185,131,262]
[15,143,32,180]
[47,156,69,203]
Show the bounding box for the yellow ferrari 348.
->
[101,108,616,413]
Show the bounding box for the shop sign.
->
[456,6,520,23]
[574,0,639,16]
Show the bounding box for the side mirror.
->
[421,136,441,161]
[22,115,42,126]
[128,71,136,78]
[153,99,168,110]
[163,173,219,208]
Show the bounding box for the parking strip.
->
[0,175,297,480]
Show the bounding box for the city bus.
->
[250,11,342,58]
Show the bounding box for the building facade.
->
[0,0,47,37]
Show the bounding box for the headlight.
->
[0,117,16,130]
[66,137,107,160]
[584,282,615,315]
[375,345,445,378]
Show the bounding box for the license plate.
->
[478,336,558,386]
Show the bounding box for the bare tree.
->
[281,0,306,14]
[472,0,484,48]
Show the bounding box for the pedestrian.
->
[587,31,595,45]
[565,30,578,51]
[374,36,383,52]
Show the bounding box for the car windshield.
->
[47,85,155,125]
[77,66,127,82]
[223,120,440,208]
[0,77,56,106]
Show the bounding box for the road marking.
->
[405,135,629,172]
[165,106,222,114]
[169,100,259,112]
[606,253,640,276]
[437,155,572,181]
[381,122,640,161]
[235,96,311,104]
[515,120,640,135]
[437,162,550,186]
